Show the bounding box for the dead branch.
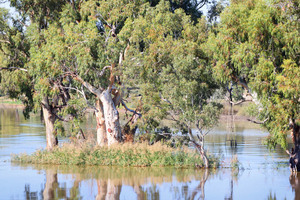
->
[0,67,28,72]
[225,96,252,105]
[247,118,268,124]
[98,65,111,77]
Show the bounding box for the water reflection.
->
[18,165,212,200]
[290,174,300,200]
[25,184,40,200]
[0,108,297,199]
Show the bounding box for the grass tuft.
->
[12,142,219,168]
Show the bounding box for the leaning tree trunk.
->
[95,100,107,146]
[99,89,122,146]
[42,97,58,150]
[188,128,209,168]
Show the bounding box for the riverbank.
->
[12,142,220,168]
[0,96,24,108]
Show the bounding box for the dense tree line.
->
[0,0,298,168]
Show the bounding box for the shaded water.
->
[0,108,297,200]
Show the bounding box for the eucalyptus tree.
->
[23,0,152,146]
[1,0,215,150]
[148,0,208,23]
[120,1,222,167]
[0,0,84,150]
[209,0,299,151]
[0,7,33,116]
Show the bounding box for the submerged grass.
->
[12,142,219,168]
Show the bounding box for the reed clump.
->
[12,142,219,168]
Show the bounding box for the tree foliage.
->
[121,1,222,137]
[210,0,299,148]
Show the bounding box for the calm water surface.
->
[0,108,298,200]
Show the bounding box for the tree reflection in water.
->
[290,173,300,200]
[189,169,209,199]
[24,184,40,200]
[42,168,82,200]
[21,165,213,200]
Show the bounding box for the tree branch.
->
[225,96,252,105]
[98,65,111,77]
[0,67,28,72]
[159,92,172,104]
[0,39,10,44]
[121,99,142,116]
[247,118,268,124]
[62,86,98,112]
[71,73,103,97]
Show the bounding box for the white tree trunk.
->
[96,180,107,200]
[106,179,121,200]
[43,169,57,200]
[100,90,122,146]
[96,100,107,146]
[42,97,58,150]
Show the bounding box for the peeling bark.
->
[100,89,123,146]
[41,97,58,150]
[96,100,107,146]
[73,74,123,146]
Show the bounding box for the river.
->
[0,108,298,200]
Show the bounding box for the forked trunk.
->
[95,100,107,146]
[72,75,123,146]
[42,97,58,150]
[100,89,122,146]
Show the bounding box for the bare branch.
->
[0,39,10,44]
[54,113,73,122]
[247,118,268,124]
[159,92,172,104]
[71,73,103,96]
[121,99,142,116]
[62,86,98,112]
[16,19,28,28]
[63,86,85,96]
[0,67,28,72]
[98,65,111,77]
[225,96,252,105]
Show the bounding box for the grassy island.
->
[12,142,219,168]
